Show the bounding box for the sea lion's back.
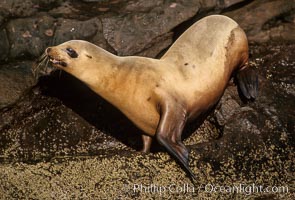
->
[161,15,240,64]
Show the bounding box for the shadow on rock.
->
[38,71,151,151]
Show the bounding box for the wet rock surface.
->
[224,0,295,42]
[0,0,294,199]
[0,61,36,109]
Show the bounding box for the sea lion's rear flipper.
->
[155,101,197,180]
[236,66,258,100]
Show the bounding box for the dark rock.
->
[135,32,173,58]
[214,89,241,126]
[123,0,166,12]
[258,43,295,98]
[218,0,245,8]
[197,0,217,11]
[0,71,129,162]
[0,0,37,17]
[0,61,36,110]
[225,0,295,42]
[198,0,246,11]
[0,7,10,26]
[53,17,102,46]
[192,43,294,199]
[6,15,55,59]
[0,16,3,26]
[0,92,124,162]
[267,22,295,42]
[0,29,9,61]
[31,0,63,9]
[81,0,104,2]
[102,0,200,55]
[48,1,79,18]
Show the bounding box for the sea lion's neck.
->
[75,51,124,101]
[75,50,162,109]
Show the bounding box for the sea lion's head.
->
[45,40,95,73]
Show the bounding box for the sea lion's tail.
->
[236,66,258,100]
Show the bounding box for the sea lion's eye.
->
[66,48,78,58]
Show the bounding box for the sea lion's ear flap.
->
[85,54,92,59]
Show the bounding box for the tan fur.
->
[46,15,248,137]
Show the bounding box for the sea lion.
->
[43,15,258,180]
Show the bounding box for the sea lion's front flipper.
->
[236,66,258,100]
[141,134,152,153]
[155,101,197,180]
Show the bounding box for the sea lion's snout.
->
[46,47,52,54]
[46,47,67,68]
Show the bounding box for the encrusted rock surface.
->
[0,0,294,107]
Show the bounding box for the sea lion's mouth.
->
[49,57,67,67]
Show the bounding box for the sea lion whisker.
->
[38,56,48,69]
[45,57,50,73]
[37,52,47,63]
[32,63,39,77]
[33,56,46,77]
[38,57,47,67]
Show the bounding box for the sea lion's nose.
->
[46,47,52,54]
